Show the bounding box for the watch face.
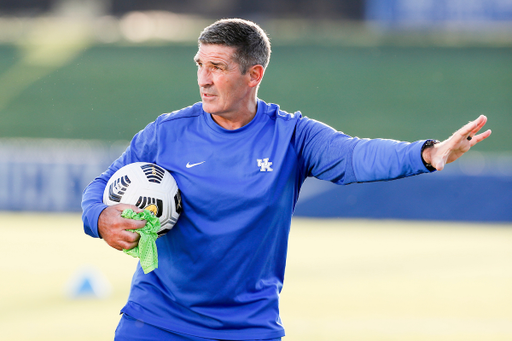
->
[424,139,440,148]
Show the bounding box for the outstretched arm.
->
[422,115,492,171]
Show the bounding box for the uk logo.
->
[257,158,273,172]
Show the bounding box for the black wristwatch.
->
[421,139,440,171]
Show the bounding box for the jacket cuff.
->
[82,203,108,238]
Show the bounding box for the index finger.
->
[103,204,147,230]
[119,208,148,230]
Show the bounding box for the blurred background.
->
[0,0,510,218]
[0,0,511,340]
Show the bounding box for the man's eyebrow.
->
[193,56,226,67]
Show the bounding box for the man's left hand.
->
[422,115,492,171]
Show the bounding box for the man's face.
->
[194,44,252,117]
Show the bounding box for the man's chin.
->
[202,103,218,115]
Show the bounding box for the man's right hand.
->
[98,204,146,251]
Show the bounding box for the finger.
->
[105,234,137,251]
[470,129,492,145]
[123,217,147,229]
[112,230,140,251]
[121,229,141,243]
[122,215,147,232]
[113,204,146,226]
[458,115,487,138]
[118,239,139,251]
[469,115,488,136]
[123,242,138,251]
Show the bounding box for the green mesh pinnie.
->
[121,209,161,274]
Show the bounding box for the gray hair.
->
[198,18,271,74]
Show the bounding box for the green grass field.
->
[0,43,510,152]
[3,212,512,341]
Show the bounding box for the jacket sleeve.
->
[81,120,159,238]
[294,115,432,185]
[350,137,432,183]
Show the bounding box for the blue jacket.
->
[82,99,431,339]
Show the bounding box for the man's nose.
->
[197,67,212,87]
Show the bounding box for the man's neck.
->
[210,99,258,130]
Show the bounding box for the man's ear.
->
[247,65,265,88]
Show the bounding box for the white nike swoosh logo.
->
[186,161,205,168]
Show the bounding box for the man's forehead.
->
[194,44,237,62]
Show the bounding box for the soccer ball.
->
[103,162,182,237]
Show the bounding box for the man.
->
[82,18,491,341]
